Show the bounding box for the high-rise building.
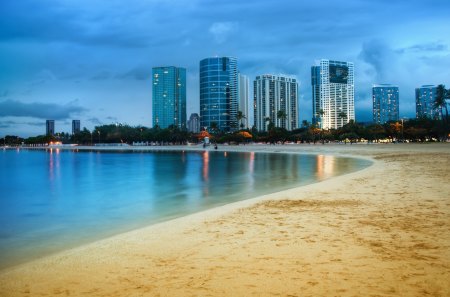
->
[187,113,200,133]
[46,120,55,136]
[415,85,440,119]
[372,84,399,124]
[199,57,238,132]
[152,66,186,129]
[253,74,298,131]
[238,73,249,129]
[72,120,81,134]
[311,59,355,129]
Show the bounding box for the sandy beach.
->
[1,143,449,296]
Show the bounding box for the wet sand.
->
[1,143,449,296]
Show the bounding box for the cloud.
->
[209,22,238,44]
[397,42,449,54]
[116,66,151,81]
[106,116,118,121]
[0,99,87,120]
[87,117,102,125]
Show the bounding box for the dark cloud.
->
[358,39,397,83]
[116,67,151,81]
[397,42,449,54]
[87,117,102,125]
[0,99,87,120]
[106,116,118,121]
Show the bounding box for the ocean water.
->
[0,148,370,269]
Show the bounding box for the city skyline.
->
[1,0,449,136]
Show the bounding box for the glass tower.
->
[152,66,186,129]
[311,59,355,129]
[415,85,440,119]
[199,57,238,132]
[254,75,298,131]
[372,84,399,124]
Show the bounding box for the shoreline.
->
[0,145,372,271]
[1,143,449,296]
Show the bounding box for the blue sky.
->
[1,0,449,137]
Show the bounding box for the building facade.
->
[46,120,55,136]
[152,66,186,129]
[311,59,355,129]
[199,57,238,132]
[72,120,81,134]
[253,74,298,131]
[372,84,399,124]
[187,113,200,133]
[415,85,440,119]
[238,73,249,129]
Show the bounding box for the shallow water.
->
[0,148,371,269]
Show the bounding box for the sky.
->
[1,0,449,137]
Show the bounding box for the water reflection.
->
[0,149,370,269]
[316,154,336,180]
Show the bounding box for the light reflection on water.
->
[0,149,370,269]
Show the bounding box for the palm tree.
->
[316,109,325,129]
[277,110,287,129]
[338,111,347,126]
[302,120,309,128]
[210,122,218,134]
[264,117,274,131]
[236,111,246,130]
[434,85,449,136]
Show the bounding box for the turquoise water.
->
[0,148,370,269]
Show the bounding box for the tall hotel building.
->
[46,120,55,136]
[372,84,399,124]
[311,59,355,129]
[200,57,238,131]
[253,75,298,131]
[238,73,250,128]
[152,66,186,129]
[415,85,440,119]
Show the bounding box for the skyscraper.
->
[372,84,399,124]
[72,120,81,134]
[253,74,298,131]
[187,113,200,133]
[46,120,55,136]
[199,57,238,132]
[415,85,440,119]
[152,66,186,129]
[238,73,249,129]
[311,59,355,129]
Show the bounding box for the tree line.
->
[2,85,448,146]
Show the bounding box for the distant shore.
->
[1,143,449,296]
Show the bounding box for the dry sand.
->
[1,143,449,296]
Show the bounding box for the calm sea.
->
[0,148,370,269]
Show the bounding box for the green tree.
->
[210,122,218,134]
[276,110,287,129]
[301,120,309,128]
[316,109,325,129]
[236,111,246,130]
[434,84,449,139]
[338,111,347,126]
